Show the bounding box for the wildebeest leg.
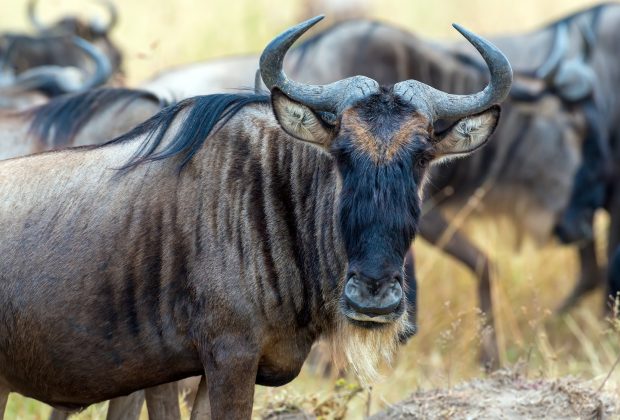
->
[418,209,498,371]
[179,377,201,412]
[607,246,620,315]
[0,386,8,419]
[195,336,258,419]
[556,240,603,314]
[189,377,211,420]
[106,392,145,420]
[605,187,620,314]
[48,410,69,420]
[145,382,180,420]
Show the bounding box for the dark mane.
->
[27,88,166,148]
[107,92,269,170]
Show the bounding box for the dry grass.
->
[1,0,619,418]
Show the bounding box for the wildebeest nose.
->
[344,272,403,316]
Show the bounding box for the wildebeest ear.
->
[432,105,500,162]
[271,88,335,148]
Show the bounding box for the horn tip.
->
[303,15,325,28]
[451,23,470,36]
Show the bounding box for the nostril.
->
[392,273,403,284]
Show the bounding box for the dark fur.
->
[554,101,608,244]
[114,93,269,169]
[608,246,620,308]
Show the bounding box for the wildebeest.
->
[0,87,176,420]
[0,16,511,418]
[18,0,122,75]
[0,36,112,110]
[142,6,620,368]
[523,3,620,311]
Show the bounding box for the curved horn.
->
[27,0,46,31]
[14,36,112,95]
[260,16,379,113]
[71,36,112,90]
[253,69,263,94]
[536,22,569,81]
[95,0,118,33]
[395,24,513,120]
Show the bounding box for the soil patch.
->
[370,370,618,420]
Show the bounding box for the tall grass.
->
[1,0,618,418]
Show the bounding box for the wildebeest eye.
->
[416,155,430,169]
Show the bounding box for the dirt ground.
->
[369,370,618,420]
[263,370,619,420]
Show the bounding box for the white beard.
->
[328,312,407,384]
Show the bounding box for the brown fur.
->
[342,109,431,164]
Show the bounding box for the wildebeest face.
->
[272,88,500,327]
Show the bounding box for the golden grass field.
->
[1,0,619,418]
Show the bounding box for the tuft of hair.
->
[27,87,165,148]
[328,310,408,385]
[434,110,497,164]
[454,114,494,144]
[108,92,269,170]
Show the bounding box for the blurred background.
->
[0,0,607,84]
[1,0,618,418]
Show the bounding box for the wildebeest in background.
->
[0,36,112,110]
[24,0,122,75]
[518,3,620,312]
[141,11,595,369]
[0,17,512,419]
[0,87,163,159]
[608,247,620,310]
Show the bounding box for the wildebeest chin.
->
[0,16,511,418]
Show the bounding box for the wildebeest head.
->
[511,20,596,104]
[27,0,122,73]
[261,17,511,328]
[0,36,112,100]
